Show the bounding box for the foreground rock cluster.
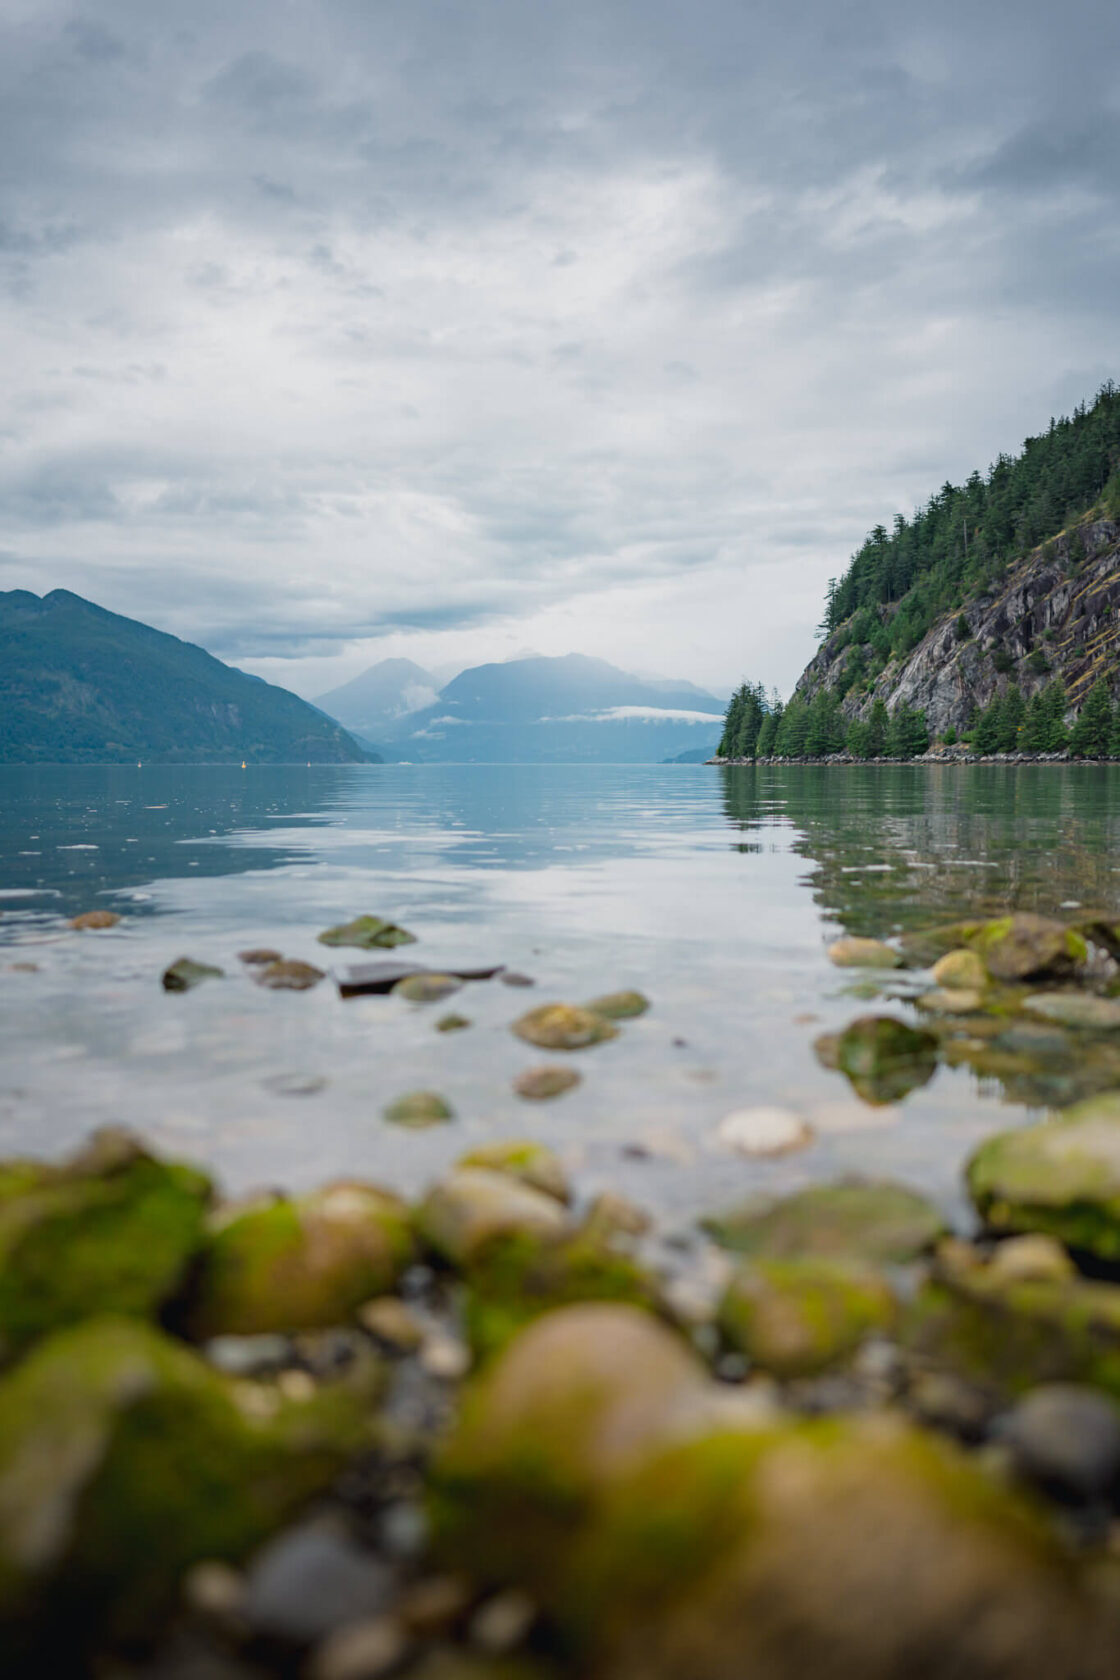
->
[9,909,1120,1676]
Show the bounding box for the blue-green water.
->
[1,763,1118,1231]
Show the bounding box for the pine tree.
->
[1022,691,1046,753]
[846,718,870,757]
[1111,700,1120,759]
[889,706,930,758]
[1040,680,1069,752]
[806,690,845,756]
[776,696,810,758]
[717,685,746,757]
[756,703,780,757]
[1070,679,1114,758]
[971,694,1004,754]
[998,684,1026,752]
[733,683,767,758]
[865,697,889,758]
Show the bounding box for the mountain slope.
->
[0,590,374,764]
[313,658,439,739]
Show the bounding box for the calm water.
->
[1,762,1119,1233]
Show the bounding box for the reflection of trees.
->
[720,764,1120,938]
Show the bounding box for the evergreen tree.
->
[733,682,767,758]
[846,718,870,757]
[1022,690,1046,753]
[1070,679,1114,757]
[756,703,781,758]
[776,696,810,758]
[1042,680,1069,751]
[1111,700,1120,760]
[998,684,1026,752]
[717,684,746,757]
[805,690,845,757]
[888,706,930,758]
[865,697,889,758]
[971,694,1004,754]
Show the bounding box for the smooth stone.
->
[513,1064,582,1101]
[393,973,464,1003]
[203,1333,293,1376]
[999,1384,1120,1502]
[931,948,988,990]
[500,971,536,988]
[716,1107,813,1157]
[358,1296,424,1351]
[242,1519,395,1645]
[584,1191,651,1239]
[827,937,901,969]
[584,990,651,1019]
[718,1257,896,1378]
[917,987,984,1015]
[309,1614,410,1680]
[966,1092,1120,1259]
[238,947,283,965]
[457,1141,571,1204]
[987,1234,1075,1286]
[1022,993,1120,1030]
[702,1180,946,1264]
[420,1333,472,1381]
[162,956,224,991]
[384,1091,455,1128]
[512,1004,618,1051]
[435,1013,472,1033]
[254,959,326,991]
[417,1169,570,1268]
[70,910,120,930]
[318,916,417,950]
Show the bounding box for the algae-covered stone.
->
[417,1169,570,1269]
[1022,993,1120,1031]
[931,948,988,990]
[583,990,651,1020]
[514,1065,581,1101]
[394,973,463,1003]
[457,1143,571,1204]
[317,915,416,950]
[0,1316,379,1653]
[162,956,224,992]
[718,1257,896,1378]
[966,1093,1120,1259]
[831,1014,938,1105]
[186,1182,414,1338]
[902,914,1086,982]
[0,1129,211,1362]
[916,986,985,1015]
[512,1005,618,1052]
[433,1307,1107,1679]
[436,1012,472,1033]
[70,910,120,930]
[255,959,326,991]
[702,1180,946,1264]
[827,937,901,970]
[384,1091,455,1128]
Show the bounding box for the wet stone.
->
[1022,992,1120,1031]
[436,1013,472,1033]
[716,1106,813,1157]
[917,987,984,1015]
[254,959,326,991]
[500,971,535,988]
[931,948,988,991]
[393,973,464,1003]
[513,1064,581,1101]
[999,1385,1120,1503]
[987,1234,1075,1286]
[318,916,417,950]
[827,937,901,970]
[308,1615,410,1680]
[162,956,224,992]
[70,909,120,930]
[703,1180,946,1264]
[457,1141,571,1203]
[242,1518,395,1646]
[584,989,651,1019]
[512,1004,618,1051]
[238,947,283,966]
[966,1092,1120,1259]
[203,1333,293,1377]
[358,1295,424,1352]
[417,1169,570,1268]
[830,1014,938,1105]
[718,1256,896,1378]
[384,1091,455,1128]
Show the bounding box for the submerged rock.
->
[432,1305,1110,1679]
[417,1170,570,1269]
[162,956,224,991]
[0,1128,211,1361]
[186,1182,414,1338]
[718,1257,896,1378]
[513,1065,582,1101]
[716,1106,813,1157]
[255,959,326,991]
[238,947,283,965]
[702,1180,946,1264]
[901,914,1086,982]
[457,1142,571,1204]
[930,948,989,990]
[966,1093,1120,1259]
[512,1005,618,1051]
[384,1091,455,1128]
[827,937,901,969]
[393,973,464,1003]
[583,990,651,1019]
[829,1015,938,1105]
[436,1012,472,1033]
[318,916,417,950]
[1022,993,1120,1030]
[916,987,985,1015]
[70,909,120,930]
[0,1316,378,1654]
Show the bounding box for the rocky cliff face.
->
[797,518,1120,734]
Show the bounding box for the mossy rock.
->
[702,1180,946,1265]
[432,1307,1108,1678]
[900,915,1086,982]
[930,948,989,990]
[185,1181,415,1338]
[905,1248,1120,1402]
[827,937,902,970]
[0,1316,379,1656]
[457,1142,571,1204]
[966,1094,1120,1260]
[513,1064,582,1101]
[512,1004,619,1052]
[162,956,224,992]
[0,1129,211,1363]
[393,973,463,1003]
[317,915,416,949]
[583,990,651,1020]
[385,1090,455,1127]
[718,1257,896,1378]
[831,1015,938,1105]
[418,1169,571,1269]
[1022,993,1120,1031]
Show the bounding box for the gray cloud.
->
[1,0,1118,693]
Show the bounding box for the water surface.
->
[2,762,1118,1233]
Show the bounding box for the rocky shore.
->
[709,749,1110,766]
[7,910,1120,1676]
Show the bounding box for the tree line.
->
[718,675,1120,760]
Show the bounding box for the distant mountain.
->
[0,590,374,764]
[316,652,724,762]
[314,658,439,740]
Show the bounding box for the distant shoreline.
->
[707,752,1117,768]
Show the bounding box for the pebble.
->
[500,970,536,987]
[584,1190,651,1238]
[585,989,651,1019]
[1022,992,1120,1030]
[512,1003,618,1050]
[420,1333,472,1381]
[359,1296,424,1351]
[262,1071,328,1096]
[255,958,326,990]
[392,973,463,1003]
[1000,1385,1120,1501]
[917,987,984,1015]
[987,1233,1075,1285]
[908,1371,991,1440]
[513,1064,581,1100]
[162,956,224,992]
[716,1106,813,1157]
[931,948,988,991]
[203,1333,292,1377]
[827,937,901,969]
[308,1616,410,1680]
[469,1588,537,1654]
[238,947,283,965]
[435,1013,472,1032]
[383,1091,454,1128]
[70,909,121,930]
[242,1520,395,1646]
[182,1559,247,1623]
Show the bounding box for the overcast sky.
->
[2,0,1118,699]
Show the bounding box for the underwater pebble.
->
[383,1091,455,1128]
[585,989,651,1019]
[513,1064,582,1100]
[435,1012,472,1033]
[500,970,536,987]
[512,1003,618,1051]
[255,958,325,991]
[827,937,901,969]
[238,947,283,966]
[716,1106,813,1157]
[70,910,120,930]
[161,956,224,992]
[262,1071,328,1097]
[392,973,463,1003]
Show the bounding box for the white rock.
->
[716,1106,813,1156]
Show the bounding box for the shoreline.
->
[708,750,1117,767]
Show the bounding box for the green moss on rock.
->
[457,1142,571,1204]
[831,1015,938,1105]
[966,1094,1120,1259]
[185,1180,414,1338]
[317,915,416,949]
[718,1257,896,1378]
[702,1180,946,1264]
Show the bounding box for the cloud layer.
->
[2,0,1118,695]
